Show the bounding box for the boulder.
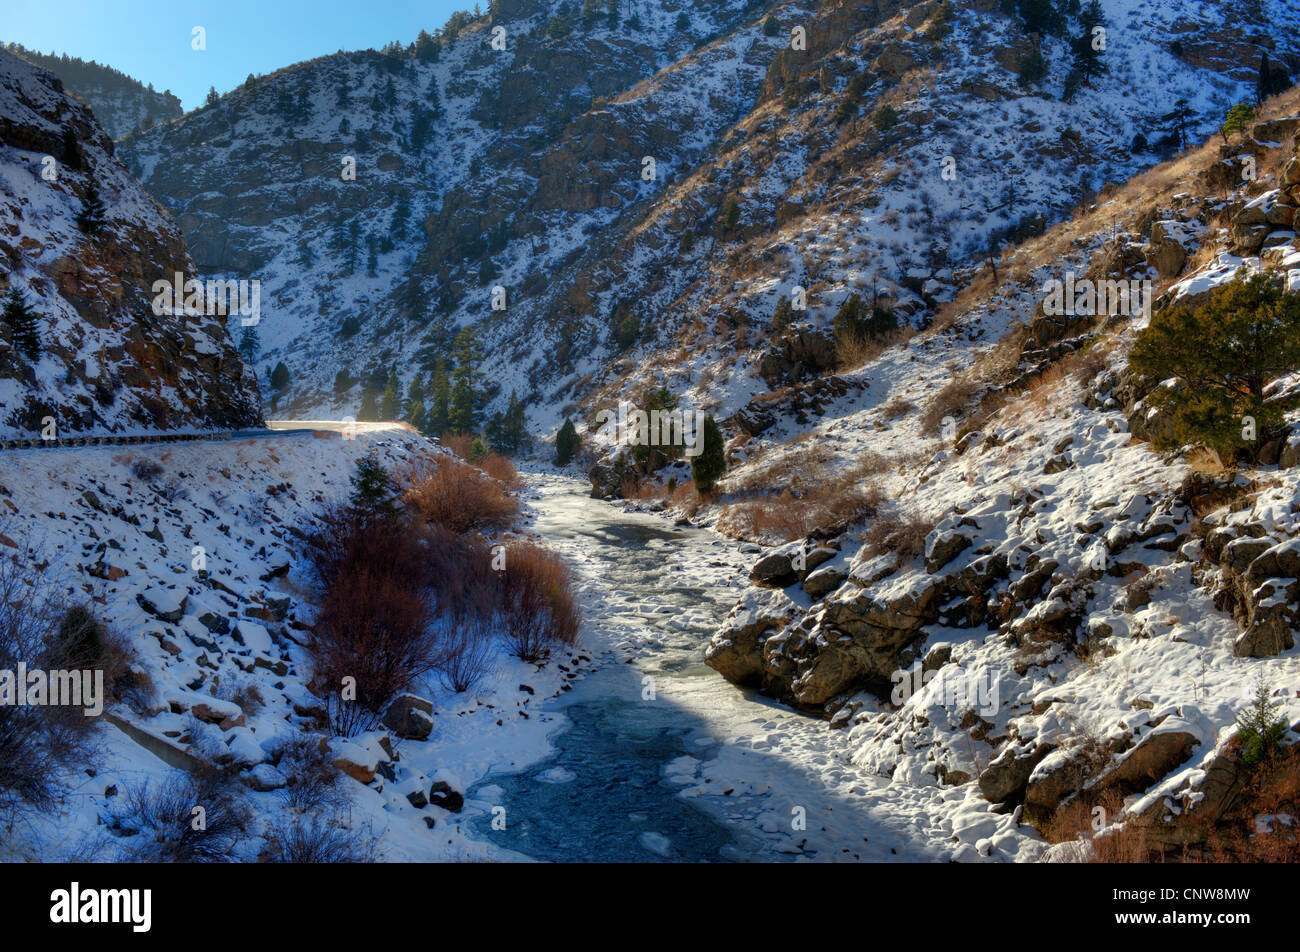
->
[429,780,464,812]
[383,693,435,741]
[978,743,1054,805]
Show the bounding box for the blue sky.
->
[2,0,472,110]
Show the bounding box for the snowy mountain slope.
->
[687,83,1300,857]
[1,43,183,140]
[118,0,1298,438]
[0,49,261,438]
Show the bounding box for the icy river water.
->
[465,473,952,862]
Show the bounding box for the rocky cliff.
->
[0,49,261,438]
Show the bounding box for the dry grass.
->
[860,511,937,562]
[717,451,891,542]
[918,378,981,436]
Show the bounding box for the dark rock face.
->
[0,50,262,438]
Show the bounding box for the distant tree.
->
[872,104,901,132]
[61,127,81,170]
[691,416,725,494]
[1221,103,1256,142]
[270,361,291,390]
[449,329,481,433]
[1003,0,1063,36]
[674,11,690,31]
[833,293,896,351]
[1160,98,1197,151]
[772,295,794,334]
[237,326,260,363]
[1017,51,1047,88]
[405,374,425,419]
[415,29,439,62]
[763,14,780,36]
[358,388,379,422]
[379,371,401,421]
[75,182,108,235]
[406,399,426,432]
[555,417,580,465]
[1128,273,1300,463]
[427,359,451,435]
[835,73,872,124]
[486,391,529,455]
[2,288,41,362]
[205,86,219,106]
[614,309,639,350]
[719,196,741,234]
[1069,0,1106,86]
[1257,51,1291,103]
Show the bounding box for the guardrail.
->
[0,431,234,451]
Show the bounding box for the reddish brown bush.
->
[404,456,519,534]
[481,453,522,488]
[310,565,439,733]
[300,506,442,735]
[500,542,580,662]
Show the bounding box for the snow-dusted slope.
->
[119,0,1298,439]
[0,49,261,438]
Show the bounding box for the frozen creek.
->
[464,472,967,862]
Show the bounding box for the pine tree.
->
[1235,680,1288,772]
[349,452,397,516]
[449,328,481,433]
[379,370,401,421]
[270,361,290,389]
[1161,98,1197,151]
[2,287,40,362]
[773,296,794,334]
[205,86,219,106]
[358,388,379,422]
[719,196,741,234]
[237,326,260,363]
[76,182,108,235]
[555,417,580,465]
[1069,0,1106,86]
[405,374,425,419]
[691,415,725,494]
[1128,272,1300,462]
[428,359,451,435]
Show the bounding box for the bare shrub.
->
[311,566,439,733]
[439,433,476,460]
[129,457,163,482]
[880,393,916,419]
[111,765,251,862]
[404,456,519,534]
[264,813,379,863]
[0,543,97,823]
[500,543,580,662]
[861,512,937,562]
[436,610,497,693]
[271,734,350,814]
[300,506,441,735]
[918,378,981,436]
